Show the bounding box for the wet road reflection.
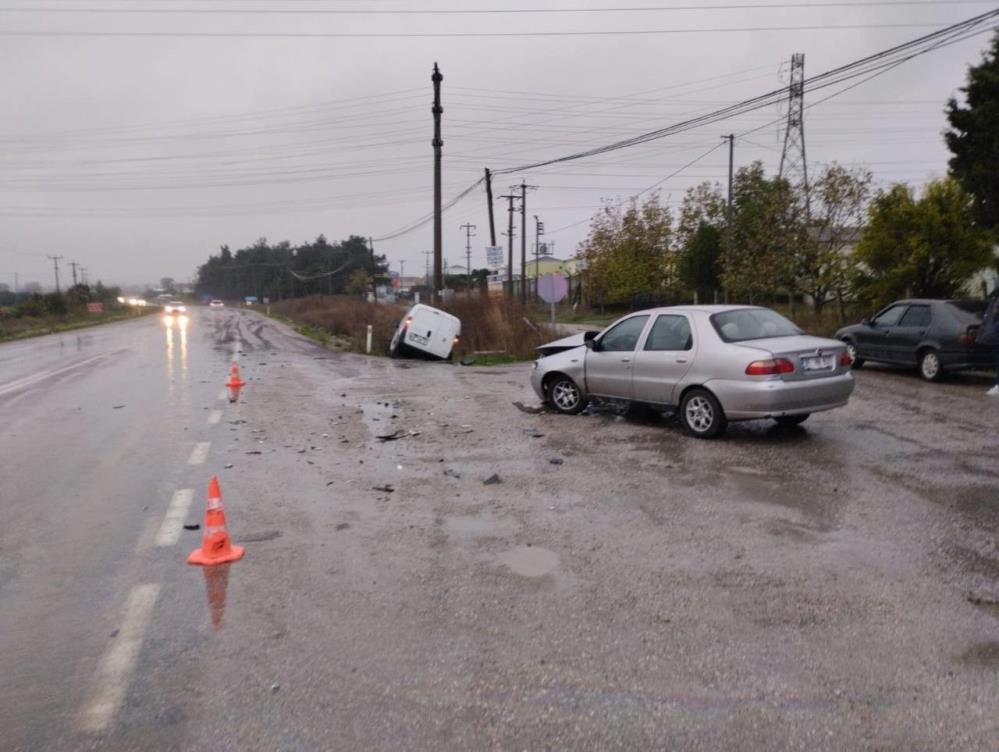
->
[200,563,231,632]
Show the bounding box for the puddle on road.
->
[497,546,559,577]
[957,642,999,668]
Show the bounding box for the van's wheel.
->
[774,414,810,427]
[680,388,727,438]
[546,375,587,415]
[919,349,943,382]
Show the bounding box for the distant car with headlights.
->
[531,305,855,438]
[835,299,990,382]
[388,303,460,360]
[208,300,224,309]
[163,301,186,315]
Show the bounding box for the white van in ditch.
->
[388,304,461,360]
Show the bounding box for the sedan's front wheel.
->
[680,388,727,438]
[546,375,588,415]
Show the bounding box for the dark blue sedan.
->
[835,299,990,382]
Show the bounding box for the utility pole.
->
[80,266,88,286]
[513,181,537,303]
[534,215,544,300]
[431,62,444,303]
[422,250,433,292]
[70,261,79,287]
[723,134,735,214]
[369,236,377,303]
[460,222,476,279]
[46,254,63,293]
[484,168,496,246]
[499,193,517,298]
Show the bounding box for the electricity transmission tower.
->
[778,53,810,212]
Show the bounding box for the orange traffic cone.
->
[225,361,246,402]
[187,476,245,566]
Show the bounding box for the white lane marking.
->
[187,441,211,465]
[79,584,160,732]
[232,340,241,355]
[0,353,109,397]
[207,409,222,425]
[218,388,228,401]
[153,489,195,547]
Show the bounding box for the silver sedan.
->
[531,305,855,438]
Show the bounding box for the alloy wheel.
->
[685,395,714,433]
[551,380,580,411]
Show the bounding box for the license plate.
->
[801,354,835,371]
[408,332,429,346]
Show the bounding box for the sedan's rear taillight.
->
[839,350,853,367]
[745,358,795,375]
[957,333,976,346]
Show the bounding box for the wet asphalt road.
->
[0,308,997,751]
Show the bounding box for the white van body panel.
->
[390,304,461,359]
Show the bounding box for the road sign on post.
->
[485,245,504,268]
[537,272,568,325]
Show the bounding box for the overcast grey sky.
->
[0,1,994,291]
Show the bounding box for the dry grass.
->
[270,296,405,353]
[270,295,558,360]
[443,297,558,360]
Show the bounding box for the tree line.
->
[580,31,999,319]
[195,235,389,301]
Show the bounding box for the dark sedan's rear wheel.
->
[774,414,810,427]
[919,349,943,382]
[680,388,727,438]
[843,339,864,368]
[546,374,588,415]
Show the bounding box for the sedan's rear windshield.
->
[946,299,986,324]
[711,309,803,342]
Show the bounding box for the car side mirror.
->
[583,330,599,342]
[862,318,873,327]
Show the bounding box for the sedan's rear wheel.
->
[919,349,943,382]
[546,375,587,415]
[680,388,727,438]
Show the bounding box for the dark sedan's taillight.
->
[957,332,976,346]
[839,350,853,367]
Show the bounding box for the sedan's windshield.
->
[711,308,803,342]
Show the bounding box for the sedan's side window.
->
[644,315,692,351]
[898,305,931,328]
[874,305,907,327]
[599,315,650,352]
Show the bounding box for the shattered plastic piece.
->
[112,405,126,410]
[335,523,351,531]
[549,458,564,465]
[183,523,201,531]
[376,430,406,442]
[245,450,263,455]
[326,481,335,487]
[459,357,476,366]
[373,484,395,493]
[270,683,280,694]
[483,474,502,485]
[512,401,545,415]
[444,469,462,479]
[223,463,233,469]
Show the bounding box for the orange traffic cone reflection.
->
[225,361,246,403]
[201,563,231,631]
[187,476,245,566]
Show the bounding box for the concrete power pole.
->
[46,254,63,293]
[514,181,537,303]
[460,223,476,279]
[484,168,496,246]
[70,261,79,287]
[431,62,444,303]
[499,194,517,298]
[368,236,377,304]
[422,250,433,292]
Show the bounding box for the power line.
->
[490,10,998,175]
[0,1,989,14]
[0,23,959,39]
